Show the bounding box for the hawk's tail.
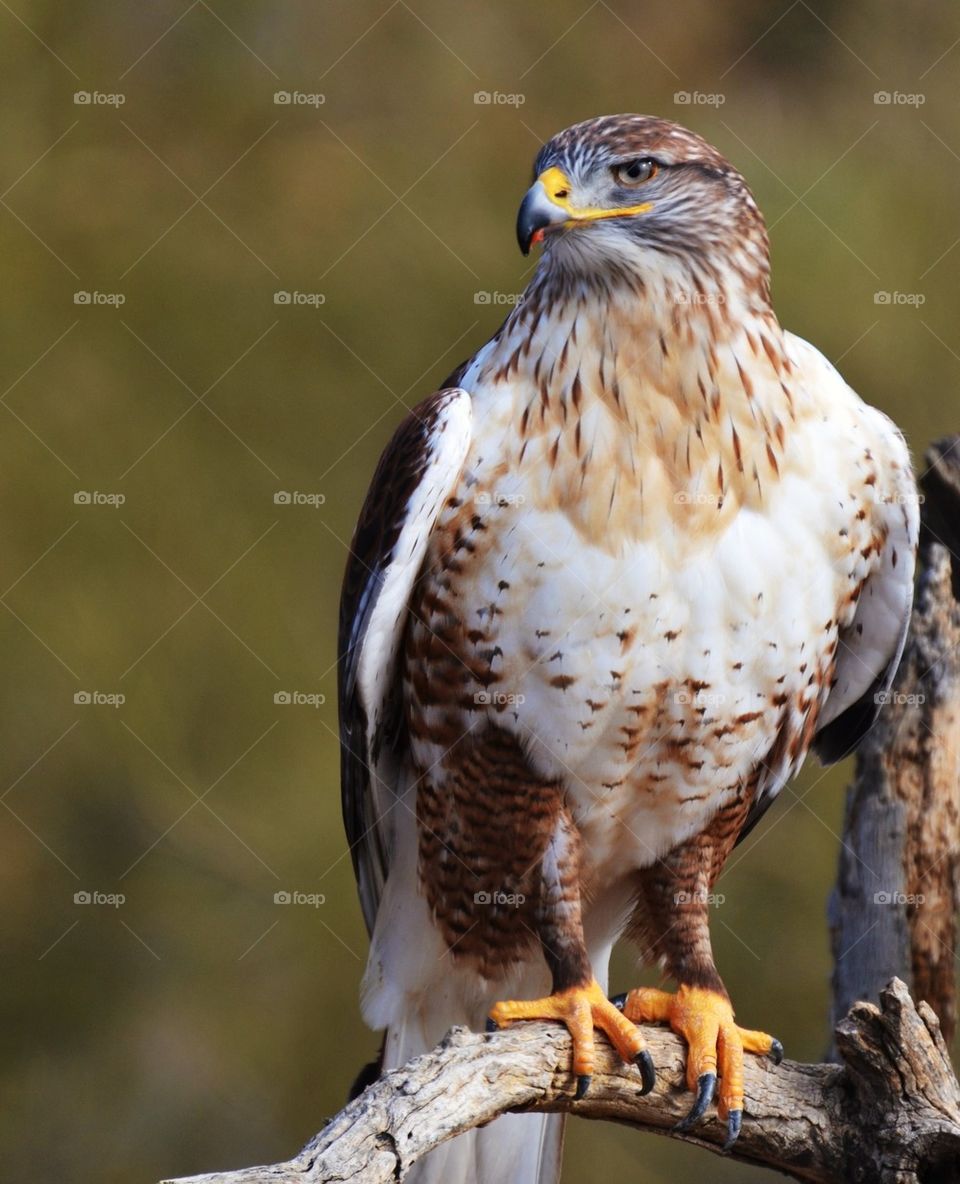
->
[382,1003,565,1184]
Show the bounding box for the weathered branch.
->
[163,979,960,1184]
[163,436,960,1184]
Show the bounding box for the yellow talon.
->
[620,984,780,1138]
[488,978,651,1090]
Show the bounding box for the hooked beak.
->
[516,165,654,256]
[516,168,574,256]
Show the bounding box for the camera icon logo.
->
[74,491,91,504]
[74,291,91,305]
[273,291,291,305]
[74,691,91,704]
[273,491,291,504]
[274,890,291,904]
[274,691,292,705]
[274,91,291,104]
[74,91,91,104]
[74,890,91,904]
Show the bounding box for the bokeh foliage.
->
[1,3,957,1181]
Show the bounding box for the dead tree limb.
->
[162,436,960,1184]
[162,980,960,1184]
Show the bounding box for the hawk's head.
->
[517,115,769,297]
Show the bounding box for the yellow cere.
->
[538,165,653,223]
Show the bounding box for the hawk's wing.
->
[338,388,472,933]
[812,453,918,764]
[736,357,918,846]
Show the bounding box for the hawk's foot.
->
[488,977,655,1098]
[613,984,782,1149]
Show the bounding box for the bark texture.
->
[161,980,960,1184]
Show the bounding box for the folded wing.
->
[338,388,472,932]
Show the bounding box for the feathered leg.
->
[488,806,655,1098]
[618,791,782,1148]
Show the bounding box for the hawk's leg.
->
[616,793,782,1147]
[487,808,655,1098]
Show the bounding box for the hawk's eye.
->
[613,158,658,186]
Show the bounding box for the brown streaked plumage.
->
[339,115,919,1183]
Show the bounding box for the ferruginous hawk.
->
[338,114,918,1182]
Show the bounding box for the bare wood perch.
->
[163,437,960,1184]
[163,975,960,1184]
[163,979,960,1184]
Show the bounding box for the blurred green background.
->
[1,2,956,1181]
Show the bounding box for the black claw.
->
[575,1074,592,1100]
[674,1071,717,1132]
[634,1049,656,1095]
[723,1108,742,1151]
[485,1017,498,1033]
[610,992,627,1011]
[768,1038,784,1065]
